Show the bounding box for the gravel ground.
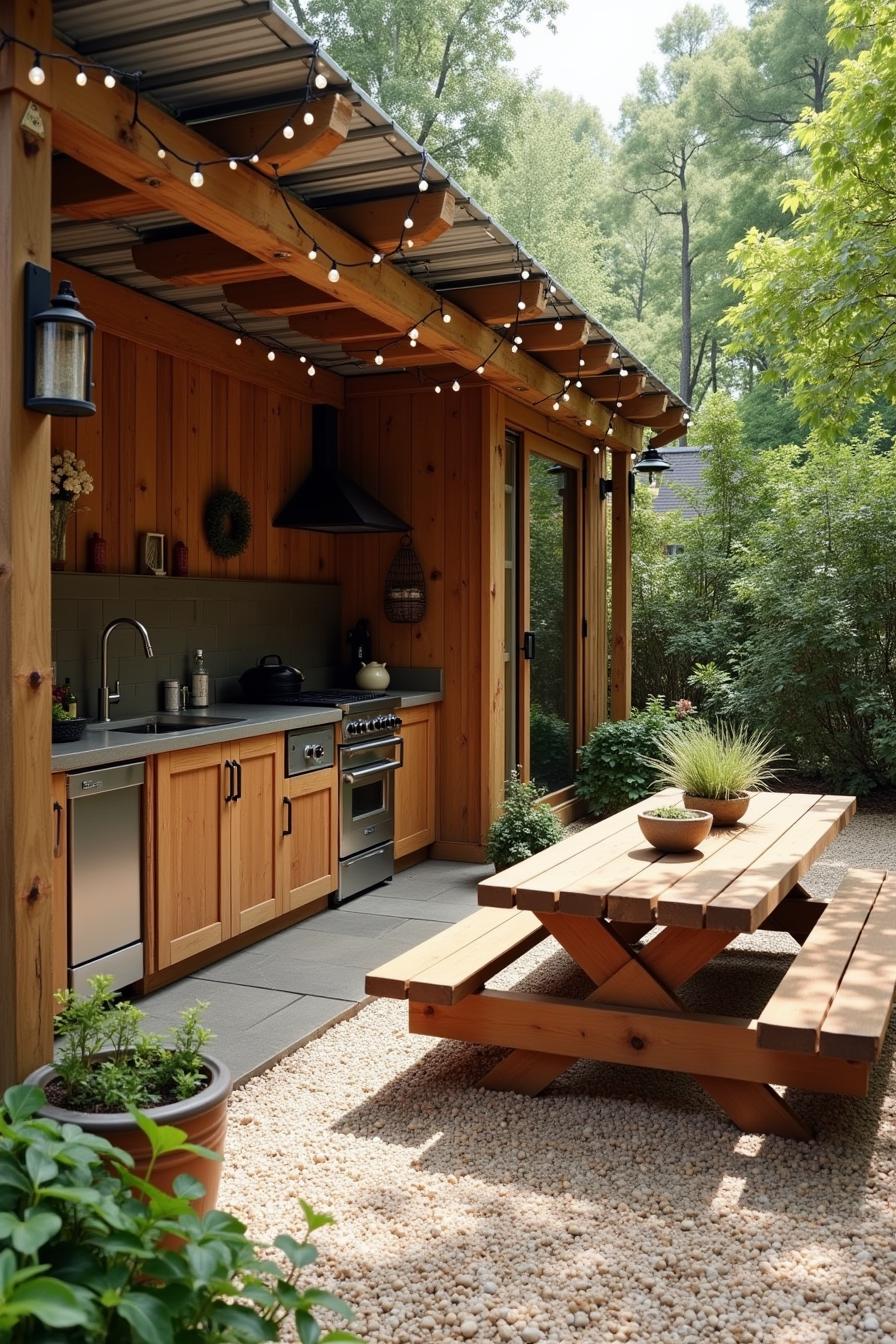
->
[219,813,896,1344]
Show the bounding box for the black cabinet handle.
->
[233,759,242,801]
[224,760,234,803]
[282,795,293,837]
[522,631,536,660]
[53,800,63,856]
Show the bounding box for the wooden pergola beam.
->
[649,421,688,448]
[51,62,641,449]
[517,319,591,352]
[52,156,147,219]
[618,394,669,424]
[444,280,546,325]
[222,277,345,315]
[540,341,615,377]
[588,372,647,402]
[352,347,444,367]
[288,310,401,342]
[636,406,687,430]
[322,189,455,253]
[132,234,278,286]
[200,94,354,177]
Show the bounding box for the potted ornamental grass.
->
[637,803,713,852]
[0,1084,361,1343]
[25,975,231,1213]
[649,720,785,825]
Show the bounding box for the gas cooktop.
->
[290,689,397,710]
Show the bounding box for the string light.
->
[267,350,276,362]
[103,72,116,89]
[308,364,316,376]
[190,165,204,188]
[234,336,242,346]
[442,312,452,324]
[452,379,461,392]
[228,158,238,170]
[517,299,527,311]
[554,320,563,332]
[552,400,561,411]
[549,283,557,295]
[28,52,44,84]
[157,147,166,160]
[308,245,318,261]
[250,153,260,164]
[521,268,530,280]
[303,109,315,126]
[327,264,340,283]
[585,418,593,427]
[562,392,570,402]
[476,364,485,375]
[371,252,383,264]
[403,215,414,229]
[408,327,420,341]
[513,335,523,345]
[434,383,442,394]
[374,352,384,366]
[75,66,87,86]
[419,178,429,192]
[575,379,582,388]
[619,367,629,377]
[406,239,414,248]
[314,71,328,89]
[282,123,295,140]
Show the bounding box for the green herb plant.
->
[53,976,212,1113]
[643,805,706,820]
[0,1083,361,1343]
[650,720,785,800]
[486,771,564,870]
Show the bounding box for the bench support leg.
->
[478,916,814,1138]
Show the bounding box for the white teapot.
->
[356,660,390,691]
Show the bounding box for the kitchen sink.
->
[109,715,247,735]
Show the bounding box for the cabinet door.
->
[394,705,437,859]
[231,734,284,935]
[51,773,69,1003]
[155,744,231,968]
[284,766,338,912]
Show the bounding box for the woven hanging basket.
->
[384,534,426,623]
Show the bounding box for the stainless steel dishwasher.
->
[67,761,145,993]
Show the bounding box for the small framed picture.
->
[140,532,166,576]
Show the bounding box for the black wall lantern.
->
[633,444,671,487]
[24,263,96,416]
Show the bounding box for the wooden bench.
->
[758,869,896,1062]
[365,907,548,1005]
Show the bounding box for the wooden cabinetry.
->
[394,704,437,859]
[231,734,284,936]
[51,773,68,1003]
[284,765,338,913]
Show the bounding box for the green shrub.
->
[0,1083,361,1343]
[576,696,686,817]
[650,720,785,799]
[487,771,564,870]
[53,975,212,1113]
[529,703,572,793]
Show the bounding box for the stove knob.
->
[304,744,315,759]
[314,743,325,759]
[373,716,384,731]
[392,715,402,730]
[346,721,358,735]
[355,720,368,735]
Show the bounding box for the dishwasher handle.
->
[67,761,145,799]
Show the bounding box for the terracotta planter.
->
[638,809,712,852]
[683,792,750,826]
[25,1052,231,1214]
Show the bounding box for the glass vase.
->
[50,499,73,571]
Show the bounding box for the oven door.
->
[340,735,403,857]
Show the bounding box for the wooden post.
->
[610,450,632,720]
[0,0,55,1087]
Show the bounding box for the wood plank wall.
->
[51,337,333,582]
[339,383,487,853]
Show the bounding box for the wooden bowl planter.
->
[25,1053,232,1214]
[638,808,713,852]
[683,792,750,826]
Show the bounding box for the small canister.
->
[161,679,181,713]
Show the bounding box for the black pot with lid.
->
[239,654,304,703]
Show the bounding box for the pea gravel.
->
[219,816,896,1344]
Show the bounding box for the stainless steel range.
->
[284,690,403,904]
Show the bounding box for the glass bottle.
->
[191,649,209,708]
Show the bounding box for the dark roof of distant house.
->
[651,445,710,519]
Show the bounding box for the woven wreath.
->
[203,489,252,558]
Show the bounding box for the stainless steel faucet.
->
[98,618,153,722]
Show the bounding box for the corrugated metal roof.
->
[51,0,685,408]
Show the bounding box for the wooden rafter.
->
[540,341,616,378]
[321,188,455,253]
[288,310,401,342]
[517,319,591,352]
[634,406,687,430]
[649,421,688,448]
[200,94,354,177]
[443,280,546,325]
[52,156,146,219]
[352,347,444,366]
[51,64,642,449]
[132,234,277,286]
[222,277,345,315]
[587,372,647,402]
[618,394,669,424]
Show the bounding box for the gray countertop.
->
[52,704,341,773]
[51,692,441,772]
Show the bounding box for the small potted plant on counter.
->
[650,720,785,825]
[637,803,713,852]
[0,1084,361,1343]
[487,770,565,871]
[24,975,231,1213]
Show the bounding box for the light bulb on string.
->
[579,358,586,368]
[610,347,620,361]
[409,338,418,348]
[250,153,260,164]
[419,178,429,192]
[308,245,318,260]
[314,71,328,89]
[549,283,557,295]
[190,165,204,188]
[554,320,563,332]
[513,335,523,346]
[564,379,571,388]
[234,336,242,346]
[442,311,452,324]
[517,299,526,311]
[562,392,570,402]
[434,384,442,394]
[157,147,166,160]
[75,66,88,86]
[502,322,511,330]
[552,401,561,411]
[229,159,238,170]
[267,350,276,362]
[328,265,340,283]
[299,355,307,364]
[282,123,295,140]
[619,366,629,377]
[303,110,315,126]
[374,353,384,366]
[28,54,45,85]
[104,72,116,89]
[476,365,485,375]
[371,252,383,264]
[452,380,461,392]
[521,268,530,280]
[408,327,420,341]
[406,238,414,248]
[403,215,414,229]
[308,364,316,377]
[585,418,593,427]
[575,379,582,389]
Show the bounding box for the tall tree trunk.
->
[710,330,718,392]
[679,178,691,403]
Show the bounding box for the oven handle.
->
[342,748,404,784]
[341,734,403,756]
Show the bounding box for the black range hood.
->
[273,404,410,534]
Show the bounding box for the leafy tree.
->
[284,0,566,174]
[727,0,896,432]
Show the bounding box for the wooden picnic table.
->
[368,790,896,1138]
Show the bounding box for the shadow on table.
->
[335,942,895,1219]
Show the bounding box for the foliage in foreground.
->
[487,772,564,870]
[576,697,692,818]
[649,720,785,801]
[0,1084,360,1344]
[53,976,212,1113]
